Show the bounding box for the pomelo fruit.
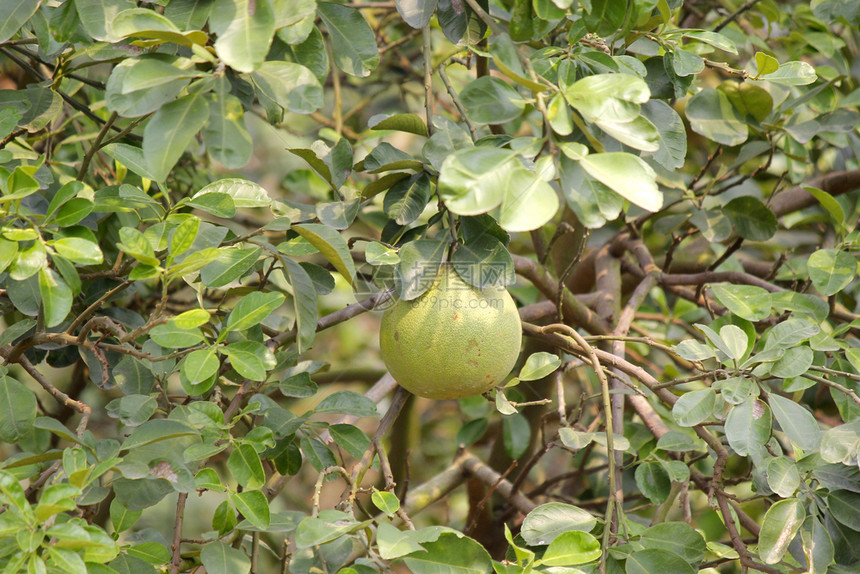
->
[379,264,522,399]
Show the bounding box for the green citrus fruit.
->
[379,264,522,399]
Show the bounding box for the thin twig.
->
[169,493,188,574]
[422,24,434,136]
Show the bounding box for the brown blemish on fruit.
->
[453,313,459,320]
[394,331,399,341]
[467,359,479,367]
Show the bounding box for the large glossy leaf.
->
[559,155,622,228]
[709,284,772,322]
[228,490,270,529]
[143,93,209,182]
[292,224,356,286]
[451,235,514,288]
[403,532,492,573]
[211,0,275,73]
[251,61,324,115]
[282,256,319,353]
[769,394,820,452]
[317,2,379,77]
[808,249,856,296]
[38,268,72,328]
[396,238,446,300]
[759,498,805,564]
[520,502,596,546]
[625,549,694,574]
[686,88,748,146]
[0,375,36,442]
[672,388,717,427]
[438,147,516,215]
[723,196,778,241]
[725,398,771,457]
[460,77,527,124]
[384,173,432,225]
[0,0,40,43]
[203,84,253,169]
[395,0,439,28]
[223,291,286,334]
[639,522,706,563]
[578,153,661,212]
[494,163,560,232]
[200,542,250,574]
[228,443,265,489]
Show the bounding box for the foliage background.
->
[1,0,860,573]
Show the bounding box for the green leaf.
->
[181,348,220,385]
[538,530,600,566]
[722,196,778,241]
[251,61,324,115]
[759,498,805,564]
[185,192,236,218]
[725,398,771,457]
[329,423,371,460]
[368,113,428,136]
[224,291,286,334]
[438,147,516,215]
[800,515,834,574]
[210,0,275,73]
[292,223,356,287]
[502,413,530,459]
[625,549,694,574]
[709,284,772,322]
[150,323,205,348]
[317,198,359,229]
[753,52,778,76]
[282,257,319,354]
[635,461,671,504]
[317,2,379,77]
[384,173,432,226]
[143,93,209,182]
[686,88,748,146]
[521,502,597,546]
[403,532,492,573]
[0,0,40,43]
[578,153,661,212]
[639,522,706,563]
[559,155,622,228]
[519,352,561,381]
[760,61,817,85]
[719,324,749,360]
[38,268,72,328]
[365,242,400,265]
[808,249,856,296]
[313,390,379,417]
[460,77,527,124]
[395,238,447,300]
[195,178,271,208]
[804,185,846,226]
[820,421,860,465]
[228,443,265,489]
[394,0,438,28]
[9,240,47,281]
[770,345,814,378]
[200,247,262,288]
[222,341,271,381]
[371,488,401,515]
[52,237,103,265]
[451,234,515,288]
[229,490,270,529]
[672,388,717,427]
[0,375,36,442]
[564,73,649,123]
[766,456,801,497]
[203,83,253,169]
[494,161,560,232]
[295,510,365,547]
[120,419,197,451]
[110,499,142,533]
[768,393,820,452]
[200,541,251,574]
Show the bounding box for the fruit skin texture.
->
[379,265,522,399]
